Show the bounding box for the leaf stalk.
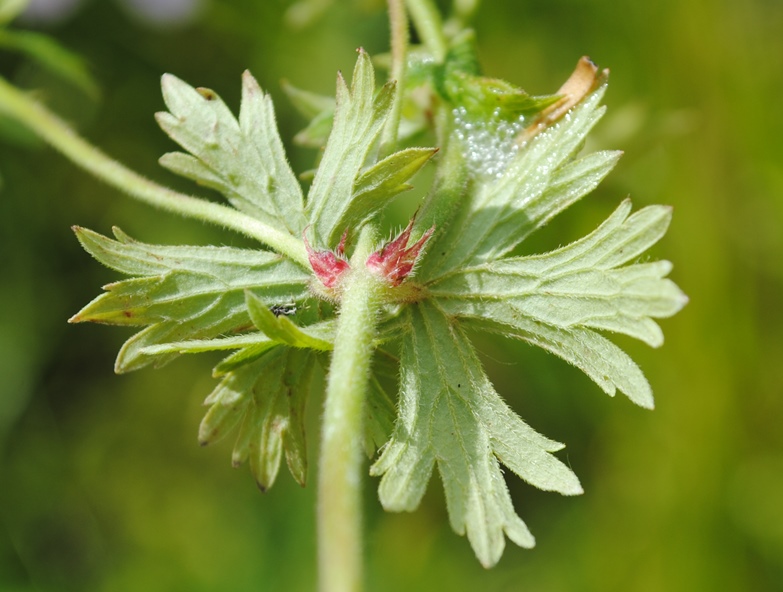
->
[381,0,408,155]
[0,76,309,268]
[317,227,383,592]
[405,0,448,61]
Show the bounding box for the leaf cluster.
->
[71,40,686,566]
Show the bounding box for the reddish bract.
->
[304,230,351,289]
[366,220,434,286]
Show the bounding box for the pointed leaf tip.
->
[374,304,582,564]
[367,220,435,286]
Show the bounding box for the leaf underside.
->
[70,227,310,372]
[156,71,307,235]
[372,302,582,568]
[422,86,618,280]
[69,50,689,569]
[430,199,688,408]
[303,50,436,247]
[372,81,686,565]
[201,346,314,490]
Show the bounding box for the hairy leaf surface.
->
[305,50,395,245]
[422,86,617,280]
[201,347,314,490]
[430,200,687,407]
[371,302,581,567]
[71,227,309,371]
[156,71,306,235]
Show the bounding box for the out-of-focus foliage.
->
[1,1,782,591]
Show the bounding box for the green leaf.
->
[363,372,396,458]
[282,80,335,147]
[282,80,335,119]
[140,333,277,356]
[422,86,615,279]
[472,314,656,408]
[136,300,334,377]
[305,49,395,245]
[156,71,306,235]
[201,347,315,490]
[371,302,582,567]
[444,72,561,120]
[245,291,333,350]
[0,29,99,98]
[430,199,688,408]
[364,348,400,458]
[70,227,309,372]
[331,146,437,235]
[139,314,334,365]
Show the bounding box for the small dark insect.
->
[270,303,297,317]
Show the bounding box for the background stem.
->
[381,0,408,155]
[405,0,447,61]
[0,76,309,268]
[317,227,381,592]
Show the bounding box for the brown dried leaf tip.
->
[519,56,609,143]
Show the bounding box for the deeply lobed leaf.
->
[156,71,306,235]
[201,347,314,490]
[66,45,688,568]
[422,86,616,280]
[70,227,310,371]
[371,302,581,567]
[334,147,438,236]
[430,199,688,407]
[305,49,395,245]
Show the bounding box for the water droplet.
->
[450,107,527,182]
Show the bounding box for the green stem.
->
[405,0,447,61]
[317,227,381,592]
[380,0,408,156]
[0,76,309,268]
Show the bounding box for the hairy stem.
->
[0,76,309,268]
[405,0,447,61]
[317,227,381,592]
[381,0,408,155]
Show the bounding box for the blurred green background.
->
[1,0,782,590]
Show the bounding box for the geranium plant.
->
[0,0,686,590]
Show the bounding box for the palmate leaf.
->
[304,50,436,246]
[430,199,688,408]
[155,71,307,236]
[422,85,618,280]
[305,49,393,245]
[371,301,582,568]
[200,346,315,490]
[63,39,687,569]
[70,227,310,372]
[373,69,686,565]
[198,343,393,486]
